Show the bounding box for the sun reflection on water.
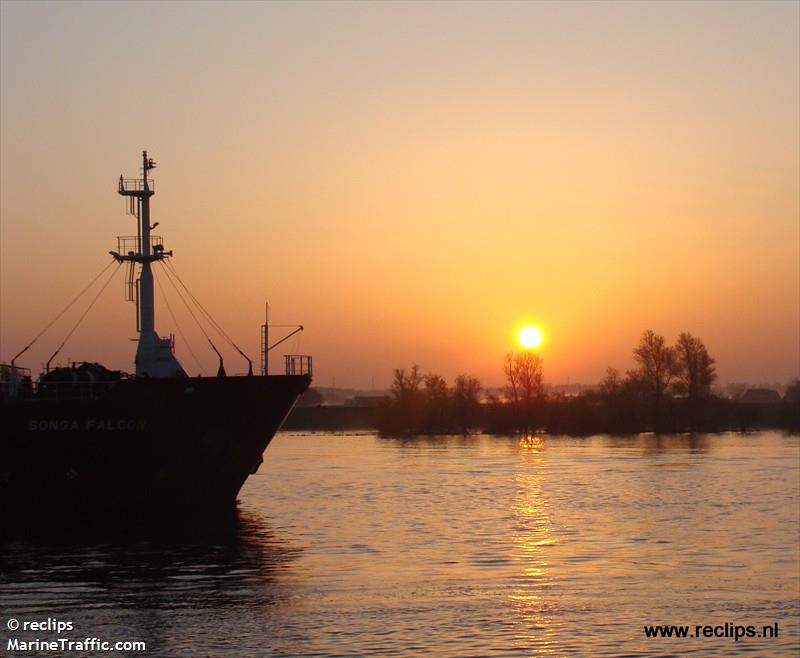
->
[519,434,546,451]
[510,434,560,654]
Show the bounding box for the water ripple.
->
[1,431,797,657]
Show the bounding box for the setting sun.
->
[518,325,544,350]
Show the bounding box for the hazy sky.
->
[1,0,798,388]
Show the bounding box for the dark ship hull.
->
[0,374,310,520]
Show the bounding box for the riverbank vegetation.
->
[375,366,483,435]
[285,329,799,436]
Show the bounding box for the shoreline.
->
[285,400,798,435]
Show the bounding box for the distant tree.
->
[423,373,450,434]
[598,366,641,433]
[673,333,716,399]
[787,379,800,404]
[423,373,448,398]
[484,390,514,435]
[504,351,544,434]
[784,379,800,432]
[599,366,623,397]
[452,374,482,435]
[392,365,422,397]
[385,365,424,434]
[631,330,677,432]
[599,366,623,431]
[379,366,485,436]
[673,332,716,430]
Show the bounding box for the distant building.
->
[739,388,782,404]
[550,383,597,397]
[726,382,749,399]
[296,388,324,407]
[345,395,390,408]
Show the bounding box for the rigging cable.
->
[153,264,207,376]
[156,261,225,372]
[163,259,254,373]
[45,261,123,371]
[10,259,118,364]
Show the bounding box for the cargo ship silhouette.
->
[0,152,311,519]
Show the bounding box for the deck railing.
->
[116,235,163,256]
[34,379,121,402]
[285,355,313,377]
[0,363,33,400]
[119,178,154,193]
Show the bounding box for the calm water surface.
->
[1,432,798,657]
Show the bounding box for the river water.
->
[1,431,798,657]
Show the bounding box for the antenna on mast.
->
[262,302,269,375]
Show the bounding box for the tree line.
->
[596,330,717,433]
[377,366,482,435]
[377,329,799,436]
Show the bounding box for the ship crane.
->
[261,302,309,377]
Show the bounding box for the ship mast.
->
[139,151,155,339]
[111,151,184,378]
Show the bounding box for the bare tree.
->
[599,366,622,397]
[392,365,422,399]
[673,333,716,399]
[388,365,424,433]
[672,333,716,431]
[598,366,641,433]
[423,373,449,434]
[631,330,677,431]
[504,351,544,434]
[423,373,448,398]
[381,366,485,435]
[453,374,482,435]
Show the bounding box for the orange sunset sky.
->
[1,1,798,389]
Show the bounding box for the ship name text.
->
[27,419,147,432]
